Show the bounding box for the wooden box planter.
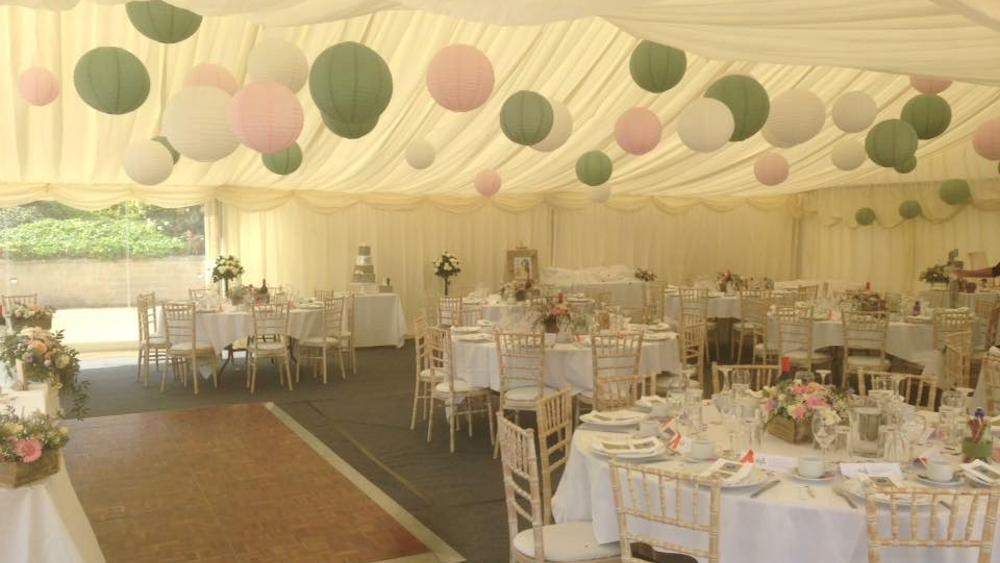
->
[10,316,52,332]
[0,450,60,488]
[767,416,812,444]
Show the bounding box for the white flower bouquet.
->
[433,252,461,295]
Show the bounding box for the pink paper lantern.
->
[614,107,661,155]
[185,63,238,95]
[229,81,303,154]
[18,67,59,106]
[909,76,951,95]
[754,153,789,186]
[973,118,1000,161]
[474,169,501,197]
[426,44,495,112]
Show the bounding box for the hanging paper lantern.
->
[500,91,553,146]
[910,76,951,95]
[629,40,686,93]
[152,136,180,164]
[894,155,917,174]
[162,87,238,162]
[900,94,951,140]
[474,169,501,197]
[855,208,876,226]
[865,119,918,167]
[576,151,612,186]
[184,63,238,95]
[677,98,735,153]
[426,44,495,112]
[18,67,59,106]
[763,90,825,147]
[532,101,572,152]
[125,0,202,44]
[248,39,309,93]
[831,139,866,171]
[614,107,661,155]
[704,75,769,142]
[753,153,789,186]
[589,184,611,204]
[321,111,379,139]
[898,200,922,220]
[262,143,302,175]
[761,126,795,149]
[972,118,1000,161]
[831,92,877,133]
[310,42,393,126]
[122,139,173,186]
[229,81,303,154]
[406,139,435,169]
[939,179,971,205]
[74,47,150,115]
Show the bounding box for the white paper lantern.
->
[832,91,877,133]
[247,38,309,93]
[677,98,735,153]
[532,101,572,152]
[763,90,825,146]
[761,126,795,148]
[830,138,866,171]
[406,139,435,169]
[589,184,611,204]
[122,139,173,186]
[162,87,239,162]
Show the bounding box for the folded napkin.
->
[700,459,754,485]
[840,462,902,480]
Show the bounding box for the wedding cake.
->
[352,244,376,284]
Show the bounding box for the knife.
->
[750,479,780,499]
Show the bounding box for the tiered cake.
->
[352,244,376,283]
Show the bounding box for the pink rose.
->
[14,439,43,463]
[791,405,807,420]
[805,396,828,408]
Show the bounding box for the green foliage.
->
[0,217,187,260]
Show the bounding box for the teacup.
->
[797,456,826,479]
[636,420,660,438]
[650,404,670,419]
[926,460,956,483]
[689,439,716,460]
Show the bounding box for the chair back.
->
[314,289,337,301]
[414,310,429,375]
[251,303,290,346]
[645,281,666,323]
[974,301,1000,351]
[858,369,938,410]
[137,291,157,332]
[842,310,889,354]
[796,284,819,302]
[320,297,345,341]
[535,387,573,525]
[776,305,817,361]
[437,296,463,327]
[679,311,706,379]
[584,288,612,305]
[608,460,721,563]
[943,330,973,389]
[188,288,212,302]
[136,295,157,344]
[3,293,37,311]
[983,355,1000,416]
[496,332,546,396]
[424,325,457,392]
[163,301,196,348]
[934,308,973,350]
[343,292,356,334]
[711,364,779,393]
[677,287,709,318]
[496,416,546,563]
[591,332,644,410]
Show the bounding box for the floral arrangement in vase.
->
[1,328,87,417]
[0,408,69,487]
[850,292,885,312]
[918,263,949,286]
[761,379,846,443]
[211,255,245,295]
[716,270,743,292]
[634,268,657,282]
[10,303,55,330]
[534,299,573,334]
[433,251,461,296]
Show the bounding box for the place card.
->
[700,459,753,485]
[962,460,1000,485]
[839,462,902,480]
[754,453,799,472]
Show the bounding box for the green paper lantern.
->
[153,136,179,164]
[900,94,951,140]
[576,151,612,186]
[321,111,379,139]
[898,200,922,220]
[500,91,553,146]
[704,75,770,141]
[126,0,202,44]
[939,178,971,205]
[865,119,918,168]
[74,47,150,115]
[629,41,686,93]
[262,143,302,175]
[855,208,877,226]
[309,42,393,126]
[893,155,917,174]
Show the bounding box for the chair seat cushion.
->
[734,321,760,331]
[169,341,214,354]
[846,355,890,369]
[147,335,167,346]
[254,341,286,352]
[434,380,486,394]
[786,350,832,364]
[503,386,560,409]
[340,331,352,339]
[298,336,339,348]
[753,342,779,354]
[513,522,620,562]
[420,368,444,381]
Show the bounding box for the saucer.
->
[792,470,836,482]
[916,473,965,487]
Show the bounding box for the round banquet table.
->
[553,406,1000,563]
[479,303,527,323]
[194,308,324,354]
[765,317,935,364]
[663,292,741,321]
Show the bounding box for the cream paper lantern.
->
[910,76,951,95]
[162,87,239,162]
[763,90,825,146]
[753,153,789,186]
[832,91,877,133]
[184,63,238,95]
[831,138,866,171]
[247,38,309,93]
[589,184,611,204]
[406,139,435,169]
[532,101,572,152]
[122,139,173,186]
[761,126,795,148]
[677,98,735,153]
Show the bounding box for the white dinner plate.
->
[635,395,666,408]
[841,478,932,505]
[916,473,965,487]
[456,333,492,342]
[451,326,480,334]
[642,333,668,341]
[723,467,769,489]
[580,410,645,427]
[791,470,836,483]
[590,436,667,459]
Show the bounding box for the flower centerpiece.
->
[433,251,461,296]
[0,408,69,488]
[211,255,245,296]
[534,298,573,336]
[716,270,743,293]
[850,291,885,312]
[919,263,949,288]
[634,267,657,282]
[761,379,846,443]
[9,303,55,331]
[1,328,87,418]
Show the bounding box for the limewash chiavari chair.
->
[731,289,772,363]
[841,311,891,390]
[535,388,573,526]
[943,330,973,390]
[678,287,719,360]
[973,303,1000,361]
[2,293,37,311]
[497,416,619,563]
[934,308,974,350]
[577,332,645,416]
[314,289,337,301]
[775,305,832,372]
[496,332,558,426]
[247,302,292,394]
[438,296,463,327]
[162,301,218,394]
[645,281,665,323]
[744,297,778,364]
[796,284,820,302]
[857,369,938,410]
[710,363,779,394]
[982,355,1000,416]
[135,294,167,387]
[609,460,722,563]
[137,291,158,333]
[409,310,433,430]
[341,292,358,374]
[294,297,347,385]
[425,325,494,453]
[188,288,212,302]
[864,485,1000,563]
[673,311,707,388]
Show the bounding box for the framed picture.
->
[506,248,538,282]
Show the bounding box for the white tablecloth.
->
[765,318,935,364]
[352,293,407,347]
[480,303,526,323]
[551,280,647,309]
[663,293,741,321]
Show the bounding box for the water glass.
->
[731,369,751,395]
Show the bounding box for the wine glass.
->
[718,366,733,391]
[815,369,832,387]
[900,410,927,473]
[731,368,751,395]
[811,408,837,467]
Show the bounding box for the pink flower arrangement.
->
[762,378,846,423]
[14,439,42,463]
[0,408,69,464]
[10,303,55,320]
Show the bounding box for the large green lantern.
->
[576,151,612,186]
[939,179,971,205]
[855,208,877,226]
[900,94,951,140]
[898,200,922,220]
[153,136,180,164]
[499,91,553,146]
[321,111,379,139]
[262,143,303,175]
[629,41,686,93]
[704,75,770,141]
[893,155,917,174]
[74,47,150,115]
[865,119,918,168]
[309,42,393,126]
[126,1,202,44]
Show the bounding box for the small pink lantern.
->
[229,81,303,154]
[474,169,501,197]
[426,44,495,112]
[614,107,661,155]
[973,118,1000,161]
[754,153,789,186]
[18,67,59,106]
[185,63,238,95]
[909,76,951,95]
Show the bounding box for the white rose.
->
[56,355,70,369]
